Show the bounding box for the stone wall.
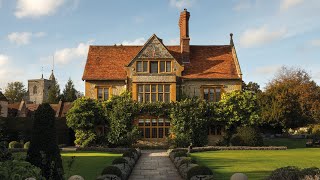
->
[181,79,242,98]
[0,101,8,117]
[85,80,127,99]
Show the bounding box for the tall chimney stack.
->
[179,9,190,63]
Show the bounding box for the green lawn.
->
[192,139,320,180]
[13,152,121,180]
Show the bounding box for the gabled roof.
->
[83,42,241,80]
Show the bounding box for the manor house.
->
[82,9,242,143]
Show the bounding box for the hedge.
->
[0,117,73,145]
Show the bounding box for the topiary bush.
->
[301,167,320,178]
[179,157,197,167]
[187,165,213,180]
[8,141,23,149]
[174,151,188,158]
[266,166,301,180]
[112,157,128,165]
[24,141,30,149]
[122,151,134,159]
[101,166,122,178]
[26,103,64,180]
[230,126,263,146]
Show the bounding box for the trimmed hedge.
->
[101,166,122,177]
[230,126,264,146]
[24,141,30,149]
[112,157,128,165]
[187,166,213,180]
[267,166,320,180]
[180,146,287,153]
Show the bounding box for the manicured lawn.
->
[13,152,121,180]
[192,140,320,180]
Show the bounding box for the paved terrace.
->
[128,150,182,180]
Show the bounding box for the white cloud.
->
[233,0,252,11]
[280,0,304,11]
[121,38,146,45]
[169,0,194,9]
[239,25,287,48]
[0,55,25,89]
[53,40,93,65]
[310,39,320,47]
[255,65,282,75]
[7,32,47,45]
[0,54,9,67]
[15,0,65,18]
[7,32,32,45]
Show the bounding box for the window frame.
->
[137,84,171,103]
[136,117,171,139]
[96,86,111,101]
[135,60,172,74]
[201,86,223,102]
[136,61,148,73]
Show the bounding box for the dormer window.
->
[150,61,158,73]
[136,61,148,72]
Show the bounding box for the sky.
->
[0,0,319,92]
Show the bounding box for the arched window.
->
[33,86,37,94]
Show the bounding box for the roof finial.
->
[230,33,234,46]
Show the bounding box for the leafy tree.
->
[0,160,44,180]
[106,92,140,147]
[62,78,77,102]
[219,90,260,130]
[47,80,61,104]
[259,66,320,129]
[66,97,106,147]
[170,98,215,147]
[26,103,64,180]
[4,82,27,103]
[242,81,262,94]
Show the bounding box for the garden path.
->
[128,150,182,180]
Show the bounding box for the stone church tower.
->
[28,70,55,104]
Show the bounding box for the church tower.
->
[28,69,56,104]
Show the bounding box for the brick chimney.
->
[179,9,190,63]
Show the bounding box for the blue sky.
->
[0,0,319,92]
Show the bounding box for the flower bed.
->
[95,148,141,180]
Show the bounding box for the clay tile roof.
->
[26,104,39,112]
[8,103,20,110]
[83,44,241,80]
[172,45,240,79]
[82,46,142,80]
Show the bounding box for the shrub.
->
[122,151,134,158]
[301,167,320,177]
[8,141,23,149]
[26,103,64,180]
[112,157,128,165]
[230,126,263,146]
[179,157,197,167]
[266,166,301,180]
[0,160,44,180]
[24,141,30,149]
[174,151,188,158]
[187,165,213,180]
[173,133,192,148]
[101,166,122,178]
[0,142,12,162]
[312,125,320,139]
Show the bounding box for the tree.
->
[259,66,320,129]
[242,81,262,94]
[26,103,64,179]
[219,90,260,130]
[66,97,106,147]
[47,80,61,104]
[62,78,77,102]
[4,82,27,103]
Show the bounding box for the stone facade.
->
[28,79,54,104]
[85,80,127,99]
[0,101,8,117]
